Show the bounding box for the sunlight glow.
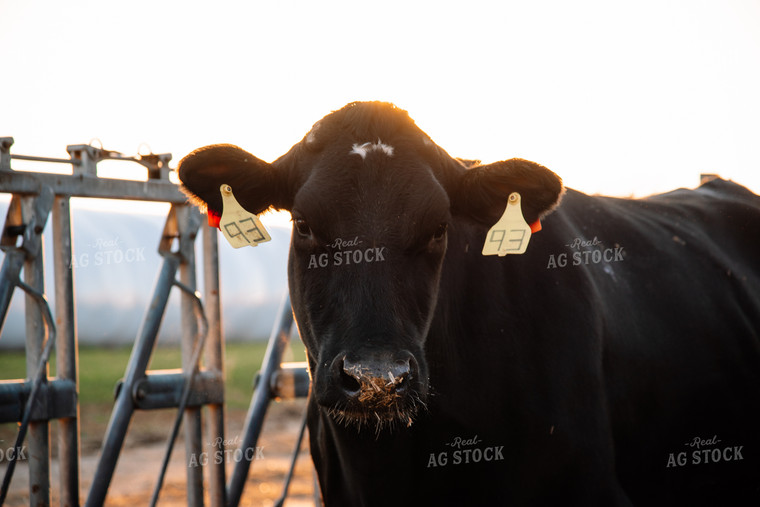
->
[2,0,759,204]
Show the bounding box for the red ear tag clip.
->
[529,220,542,233]
[207,209,222,229]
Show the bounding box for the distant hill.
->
[0,202,290,348]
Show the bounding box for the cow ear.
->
[178,144,293,217]
[451,158,563,225]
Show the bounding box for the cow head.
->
[178,102,562,432]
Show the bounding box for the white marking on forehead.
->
[349,140,395,160]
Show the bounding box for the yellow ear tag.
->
[219,184,271,249]
[481,192,532,256]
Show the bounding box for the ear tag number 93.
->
[482,192,531,256]
[219,184,271,249]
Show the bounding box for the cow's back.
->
[535,179,760,503]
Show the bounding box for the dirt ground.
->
[1,400,318,506]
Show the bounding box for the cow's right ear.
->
[178,144,293,217]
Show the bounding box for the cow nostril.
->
[391,371,409,394]
[339,368,362,395]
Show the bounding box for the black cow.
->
[178,102,760,506]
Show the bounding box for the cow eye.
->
[294,218,312,237]
[432,223,448,241]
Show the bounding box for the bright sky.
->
[2,0,759,210]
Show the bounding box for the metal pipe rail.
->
[0,137,316,507]
[0,137,225,506]
[227,295,317,506]
[0,274,57,505]
[0,182,57,506]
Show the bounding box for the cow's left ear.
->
[178,144,294,217]
[451,158,563,225]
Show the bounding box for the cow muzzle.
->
[340,355,412,402]
[325,350,427,432]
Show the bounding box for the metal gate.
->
[0,138,314,506]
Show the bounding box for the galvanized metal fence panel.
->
[0,137,315,507]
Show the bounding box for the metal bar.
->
[23,194,52,507]
[128,369,223,410]
[9,153,161,166]
[10,154,81,165]
[0,278,57,506]
[84,254,181,507]
[0,379,77,423]
[0,249,25,335]
[4,142,171,178]
[0,171,187,203]
[52,195,80,507]
[202,225,226,507]
[67,144,98,176]
[270,362,311,399]
[227,294,295,507]
[178,205,205,507]
[1,193,38,335]
[0,189,55,506]
[1,149,236,506]
[273,407,310,507]
[149,280,208,507]
[0,137,13,171]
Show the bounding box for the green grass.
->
[0,340,306,409]
[0,339,308,450]
[1,339,308,451]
